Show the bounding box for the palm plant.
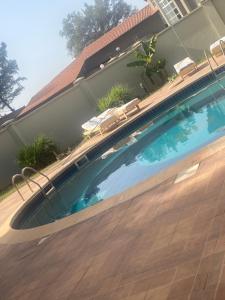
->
[127,35,166,85]
[152,58,167,82]
[127,35,157,84]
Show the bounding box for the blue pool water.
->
[16,73,225,228]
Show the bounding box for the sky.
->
[0,0,145,114]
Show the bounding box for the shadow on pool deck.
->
[1,144,225,299]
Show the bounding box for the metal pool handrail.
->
[12,173,33,202]
[21,175,46,198]
[22,167,56,196]
[12,167,56,202]
[204,49,225,91]
[22,167,55,189]
[204,49,218,72]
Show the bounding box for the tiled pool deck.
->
[2,137,225,299]
[1,56,225,299]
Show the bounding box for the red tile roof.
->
[20,6,158,116]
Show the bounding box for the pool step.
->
[74,155,89,170]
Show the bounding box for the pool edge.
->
[1,133,225,244]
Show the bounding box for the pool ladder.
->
[204,39,225,71]
[204,40,225,91]
[204,49,218,72]
[12,167,56,202]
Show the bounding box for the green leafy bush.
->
[17,135,57,169]
[97,84,133,113]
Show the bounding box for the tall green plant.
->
[127,35,166,85]
[152,58,167,81]
[97,84,133,112]
[17,135,57,169]
[127,35,157,84]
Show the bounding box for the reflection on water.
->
[82,85,225,205]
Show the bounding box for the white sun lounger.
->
[115,98,141,119]
[82,117,102,131]
[82,109,119,136]
[174,57,197,79]
[97,114,119,134]
[210,36,225,57]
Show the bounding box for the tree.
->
[60,0,135,56]
[0,42,25,112]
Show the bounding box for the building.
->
[146,0,198,24]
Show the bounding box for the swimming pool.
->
[14,70,225,229]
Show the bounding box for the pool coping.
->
[1,61,225,244]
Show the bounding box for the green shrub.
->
[17,144,36,168]
[17,135,57,169]
[97,84,133,113]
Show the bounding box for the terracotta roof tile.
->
[20,6,158,116]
